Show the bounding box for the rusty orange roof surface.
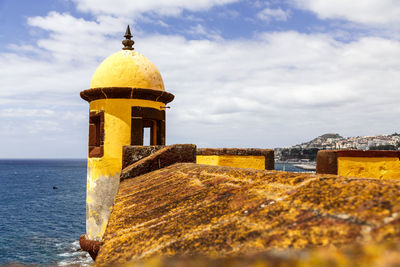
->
[95,163,400,266]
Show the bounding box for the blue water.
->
[275,163,313,172]
[0,160,309,266]
[0,159,91,266]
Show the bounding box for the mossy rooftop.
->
[95,163,400,266]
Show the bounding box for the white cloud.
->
[291,0,400,26]
[0,12,129,101]
[0,108,55,118]
[135,32,400,147]
[27,12,128,61]
[187,24,209,36]
[257,8,290,22]
[1,6,400,157]
[72,0,239,16]
[186,24,222,40]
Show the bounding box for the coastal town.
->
[275,133,400,163]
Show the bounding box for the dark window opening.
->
[131,107,165,146]
[89,111,104,158]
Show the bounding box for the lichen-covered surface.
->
[95,163,400,266]
[99,242,400,267]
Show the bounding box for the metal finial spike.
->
[122,25,134,50]
[124,25,132,39]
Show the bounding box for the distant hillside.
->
[299,133,343,149]
[275,133,400,162]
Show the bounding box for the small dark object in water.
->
[53,186,58,190]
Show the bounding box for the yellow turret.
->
[80,25,174,241]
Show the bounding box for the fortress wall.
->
[120,144,196,180]
[122,145,164,169]
[196,148,274,170]
[316,150,400,179]
[95,163,400,265]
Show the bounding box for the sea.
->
[0,160,309,266]
[0,159,91,266]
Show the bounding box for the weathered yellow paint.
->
[196,155,219,166]
[196,155,265,170]
[86,195,94,204]
[88,98,164,179]
[86,98,164,241]
[338,157,400,179]
[90,50,165,90]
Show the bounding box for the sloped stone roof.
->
[95,163,400,266]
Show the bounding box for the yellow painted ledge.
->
[196,155,265,170]
[338,157,400,179]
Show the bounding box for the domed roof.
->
[90,50,165,91]
[81,26,174,104]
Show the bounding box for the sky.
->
[0,0,400,158]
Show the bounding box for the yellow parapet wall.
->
[196,148,274,170]
[317,150,400,180]
[338,157,400,180]
[196,155,265,170]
